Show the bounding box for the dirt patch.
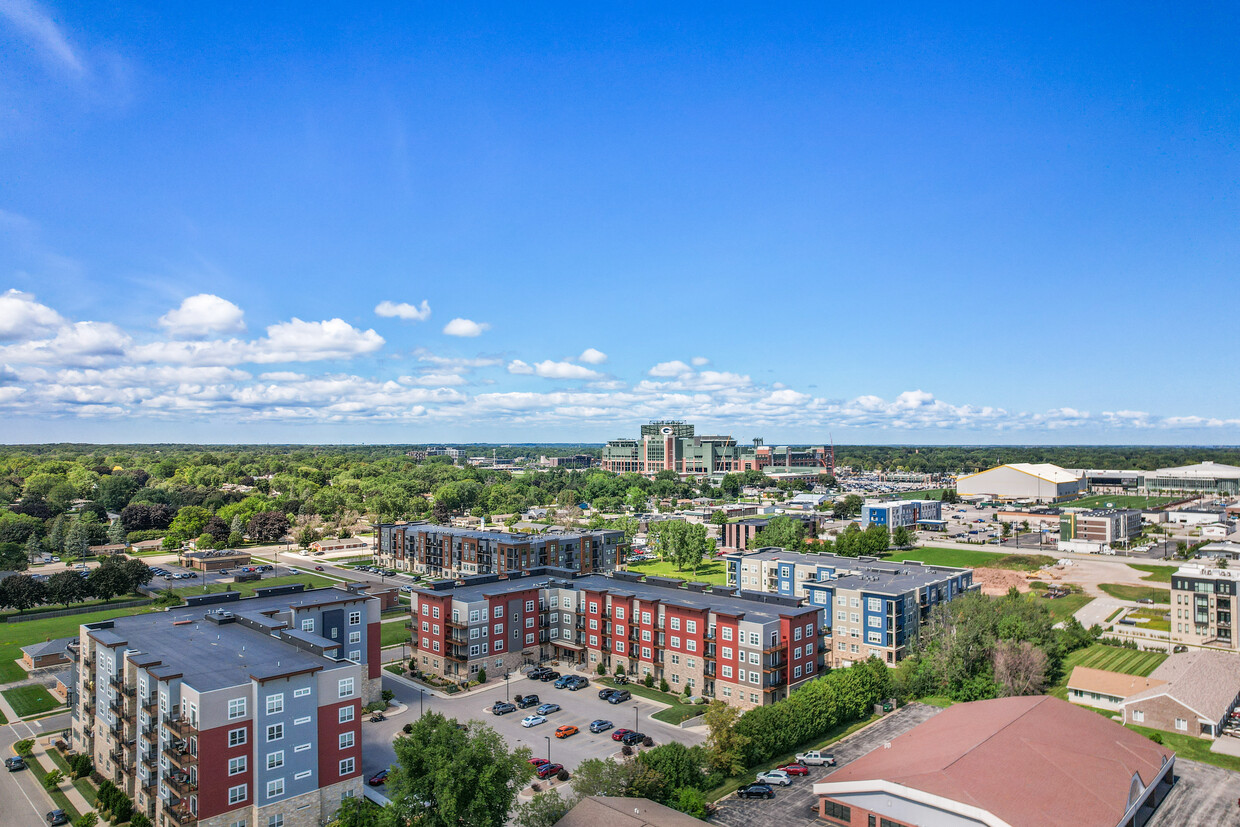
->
[974,567,1034,596]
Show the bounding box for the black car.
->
[607,689,631,704]
[528,667,554,681]
[492,701,517,715]
[565,675,589,691]
[620,730,645,746]
[47,811,70,826]
[598,688,617,701]
[516,694,541,709]
[737,783,774,800]
[539,670,561,682]
[4,756,26,771]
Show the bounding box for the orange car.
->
[554,725,579,739]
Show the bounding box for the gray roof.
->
[1152,462,1240,478]
[20,637,74,658]
[1124,650,1240,723]
[388,523,619,544]
[84,587,369,692]
[729,548,969,596]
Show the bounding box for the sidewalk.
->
[31,737,94,816]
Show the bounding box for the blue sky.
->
[1,2,1237,444]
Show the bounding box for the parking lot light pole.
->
[418,688,423,717]
[505,670,511,702]
[544,735,551,763]
[633,704,639,731]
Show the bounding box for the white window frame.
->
[228,784,247,805]
[228,698,246,720]
[266,778,285,799]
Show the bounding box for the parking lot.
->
[1147,757,1240,826]
[361,670,706,789]
[710,703,942,827]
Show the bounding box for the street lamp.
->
[418,687,424,717]
[633,704,639,732]
[544,735,551,763]
[505,670,511,702]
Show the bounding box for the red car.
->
[777,763,810,776]
[315,566,324,571]
[535,762,563,779]
[367,769,389,786]
[528,758,548,768]
[611,728,632,742]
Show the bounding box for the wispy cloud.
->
[0,0,84,75]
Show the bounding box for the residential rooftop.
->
[384,522,619,543]
[729,547,970,595]
[1125,650,1240,723]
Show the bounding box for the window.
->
[642,611,651,624]
[686,620,697,633]
[495,638,504,650]
[722,665,733,679]
[721,626,733,641]
[349,611,362,625]
[670,617,680,630]
[493,623,503,636]
[589,602,598,613]
[589,619,598,630]
[267,751,284,770]
[229,756,246,775]
[294,743,311,753]
[268,816,284,827]
[794,626,802,641]
[339,732,354,751]
[266,694,284,715]
[339,678,355,698]
[493,606,504,618]
[470,644,480,656]
[794,665,803,678]
[525,617,534,628]
[670,636,680,648]
[589,635,598,647]
[642,647,651,659]
[686,640,696,652]
[349,631,361,644]
[526,600,536,612]
[749,632,759,646]
[615,607,625,619]
[722,647,732,660]
[822,801,851,821]
[301,619,314,632]
[432,606,440,618]
[340,757,355,775]
[794,646,802,659]
[1132,710,1144,722]
[868,597,882,612]
[294,770,311,780]
[1175,718,1188,731]
[229,728,247,747]
[267,778,285,799]
[868,616,881,628]
[525,633,534,645]
[266,723,283,742]
[748,652,760,665]
[642,629,651,641]
[339,705,354,723]
[293,687,311,698]
[670,654,680,665]
[228,698,246,720]
[671,673,680,684]
[837,610,846,621]
[749,670,759,684]
[229,784,247,805]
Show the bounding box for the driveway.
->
[362,673,706,789]
[710,703,943,827]
[1147,757,1240,826]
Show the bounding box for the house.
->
[51,669,73,702]
[1122,650,1240,738]
[88,543,128,556]
[1066,666,1165,712]
[20,637,75,670]
[130,538,165,552]
[309,537,370,554]
[555,796,702,827]
[813,696,1175,827]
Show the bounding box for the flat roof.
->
[729,548,969,594]
[85,587,367,692]
[386,523,619,543]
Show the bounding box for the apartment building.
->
[1171,563,1237,651]
[377,523,624,579]
[859,499,942,530]
[68,585,382,827]
[725,548,973,667]
[719,513,828,551]
[1059,508,1142,545]
[409,570,824,710]
[601,420,832,479]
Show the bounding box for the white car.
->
[521,715,547,728]
[755,770,792,786]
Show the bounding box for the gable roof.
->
[20,637,75,658]
[816,696,1172,827]
[1068,666,1165,699]
[1123,650,1240,723]
[555,797,702,827]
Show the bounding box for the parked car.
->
[736,784,774,800]
[611,728,633,742]
[776,763,810,776]
[565,675,589,690]
[535,703,560,715]
[589,719,613,733]
[539,670,561,682]
[607,689,631,704]
[47,811,70,826]
[491,701,516,715]
[535,762,564,780]
[620,730,645,746]
[528,758,549,768]
[4,756,26,771]
[368,769,390,786]
[528,667,554,681]
[516,694,541,709]
[521,715,547,728]
[794,750,835,766]
[599,688,618,701]
[756,770,792,786]
[554,725,579,739]
[553,675,575,689]
[315,566,324,571]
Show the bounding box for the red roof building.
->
[813,696,1175,827]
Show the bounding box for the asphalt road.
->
[362,671,706,791]
[0,712,72,825]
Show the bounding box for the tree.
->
[569,758,630,797]
[107,519,127,545]
[327,796,371,827]
[169,505,212,541]
[87,561,130,603]
[47,570,88,608]
[891,525,914,548]
[384,711,532,827]
[97,473,140,512]
[513,790,572,827]
[992,640,1048,696]
[720,474,741,499]
[122,558,154,593]
[25,533,43,564]
[703,700,749,776]
[0,542,27,571]
[861,523,890,555]
[203,515,230,543]
[247,511,290,543]
[63,517,90,559]
[477,667,486,683]
[0,574,46,613]
[42,769,63,790]
[709,510,728,527]
[297,526,320,549]
[672,787,708,818]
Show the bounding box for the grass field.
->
[166,573,336,599]
[1034,591,1093,623]
[1099,583,1171,604]
[1126,723,1240,772]
[623,556,728,585]
[27,754,81,822]
[886,547,1056,571]
[898,489,951,501]
[1127,608,1171,632]
[1057,495,1179,510]
[1127,563,1175,583]
[2,684,61,717]
[1067,644,1167,676]
[0,603,166,683]
[597,676,703,724]
[381,621,411,647]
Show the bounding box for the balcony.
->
[162,741,198,769]
[705,662,717,677]
[444,651,467,663]
[167,770,197,797]
[447,618,467,630]
[142,696,157,714]
[164,801,198,826]
[762,640,785,655]
[165,716,198,739]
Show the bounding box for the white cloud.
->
[0,0,85,75]
[131,318,384,366]
[530,360,602,380]
[414,349,503,371]
[157,294,246,338]
[375,299,431,322]
[443,318,490,337]
[579,348,608,365]
[648,360,692,377]
[0,289,64,340]
[405,373,467,387]
[0,321,130,366]
[691,356,710,367]
[507,360,534,375]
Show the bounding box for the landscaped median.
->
[597,676,706,724]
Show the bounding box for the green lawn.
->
[3,684,61,717]
[598,677,703,724]
[1066,644,1167,676]
[1105,608,1126,623]
[1057,495,1179,510]
[623,557,728,585]
[886,547,1056,571]
[1127,608,1171,632]
[0,602,165,685]
[1032,591,1093,623]
[26,754,81,822]
[1099,583,1171,604]
[1126,563,1175,583]
[1125,723,1240,772]
[898,489,951,501]
[166,573,336,599]
[381,621,411,647]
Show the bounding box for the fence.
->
[1,598,152,623]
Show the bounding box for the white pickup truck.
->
[794,750,836,766]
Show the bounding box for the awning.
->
[553,640,585,651]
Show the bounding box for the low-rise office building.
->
[377,522,624,579]
[183,549,251,572]
[1145,461,1240,495]
[409,570,823,710]
[1171,563,1238,651]
[68,584,382,827]
[1058,508,1142,547]
[719,513,828,551]
[860,500,942,530]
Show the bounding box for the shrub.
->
[615,664,625,676]
[69,753,93,779]
[477,668,487,683]
[659,679,669,693]
[131,814,152,827]
[403,723,413,734]
[42,769,63,790]
[621,745,633,756]
[1148,732,1164,744]
[682,683,692,696]
[556,769,570,782]
[381,689,395,704]
[13,739,33,757]
[596,663,605,676]
[644,673,654,688]
[74,814,98,827]
[643,736,654,747]
[531,783,541,793]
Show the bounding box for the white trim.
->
[812,779,1016,827]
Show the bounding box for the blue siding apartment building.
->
[860,499,942,529]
